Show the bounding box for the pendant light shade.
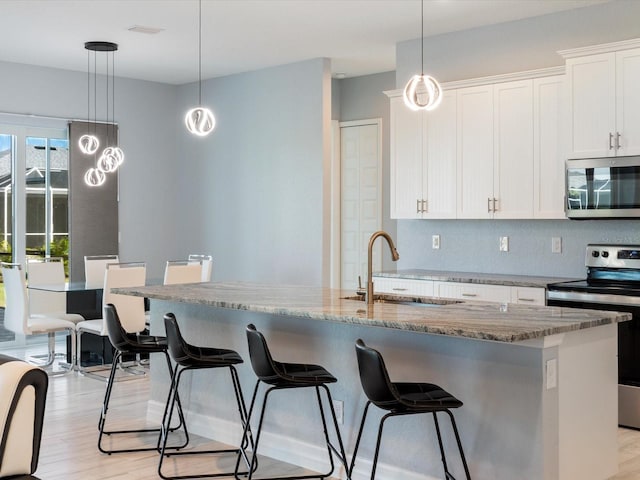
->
[403,0,442,111]
[186,0,215,136]
[80,41,125,186]
[84,167,106,187]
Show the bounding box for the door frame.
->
[330,118,382,289]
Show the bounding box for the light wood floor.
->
[9,347,640,480]
[35,370,337,480]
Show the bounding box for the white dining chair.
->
[75,262,146,376]
[163,260,203,285]
[84,254,119,289]
[26,257,84,324]
[1,262,76,375]
[188,254,213,282]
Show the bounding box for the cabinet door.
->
[493,80,534,219]
[511,287,546,306]
[389,96,424,218]
[437,281,511,303]
[566,53,616,159]
[533,75,566,219]
[457,85,494,218]
[425,90,457,218]
[373,277,434,296]
[616,48,640,156]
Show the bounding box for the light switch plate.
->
[499,236,509,252]
[432,235,440,249]
[552,237,562,254]
[546,359,557,390]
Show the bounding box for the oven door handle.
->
[547,289,640,307]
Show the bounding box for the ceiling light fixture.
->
[81,41,124,186]
[78,47,99,155]
[185,0,215,136]
[403,0,442,112]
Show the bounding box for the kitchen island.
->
[118,282,630,480]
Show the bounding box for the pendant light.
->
[403,0,442,111]
[80,41,124,186]
[79,47,99,154]
[185,0,216,136]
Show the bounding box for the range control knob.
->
[592,251,600,257]
[602,251,609,258]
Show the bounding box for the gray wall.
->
[173,58,331,286]
[391,0,640,278]
[0,60,180,281]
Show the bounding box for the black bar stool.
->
[158,313,253,479]
[234,324,350,480]
[98,304,187,454]
[350,339,471,480]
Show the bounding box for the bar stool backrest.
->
[163,313,190,365]
[103,262,146,334]
[188,254,212,282]
[84,254,119,289]
[103,303,136,353]
[246,324,281,383]
[26,257,66,315]
[0,263,29,335]
[163,260,202,285]
[355,339,400,408]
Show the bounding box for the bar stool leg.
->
[370,413,394,480]
[446,410,471,480]
[348,401,373,478]
[318,385,351,479]
[235,380,261,480]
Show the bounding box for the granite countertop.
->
[115,281,630,343]
[373,269,578,288]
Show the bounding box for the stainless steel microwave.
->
[566,156,640,218]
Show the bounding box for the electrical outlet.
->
[499,236,509,252]
[552,237,562,254]
[432,234,440,249]
[546,359,557,390]
[333,400,344,424]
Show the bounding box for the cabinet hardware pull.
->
[416,199,421,213]
[462,293,477,297]
[422,200,427,213]
[493,198,498,212]
[392,288,408,291]
[616,132,621,150]
[487,198,492,213]
[609,132,614,150]
[518,298,535,302]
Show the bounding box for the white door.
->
[340,121,381,291]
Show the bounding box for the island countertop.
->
[115,281,630,343]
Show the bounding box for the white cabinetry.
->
[373,276,435,296]
[511,286,546,305]
[563,42,640,158]
[436,281,512,303]
[533,75,565,218]
[388,92,456,219]
[457,85,494,218]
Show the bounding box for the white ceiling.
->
[0,0,610,85]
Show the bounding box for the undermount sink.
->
[341,293,462,307]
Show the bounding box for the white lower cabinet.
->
[373,277,546,305]
[511,286,546,305]
[436,281,512,303]
[373,277,435,296]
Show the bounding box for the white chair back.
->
[84,255,119,289]
[188,254,213,282]
[0,263,29,335]
[103,262,146,334]
[163,260,202,285]
[26,257,66,315]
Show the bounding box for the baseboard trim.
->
[148,400,440,480]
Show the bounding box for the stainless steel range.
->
[547,244,640,429]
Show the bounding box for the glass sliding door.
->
[0,123,68,348]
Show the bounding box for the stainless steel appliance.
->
[547,244,640,428]
[566,155,640,218]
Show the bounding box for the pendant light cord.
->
[86,50,90,134]
[198,0,202,106]
[420,0,424,76]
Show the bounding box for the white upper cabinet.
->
[457,85,494,218]
[389,95,424,218]
[533,75,566,219]
[493,80,534,219]
[563,41,640,158]
[425,90,457,218]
